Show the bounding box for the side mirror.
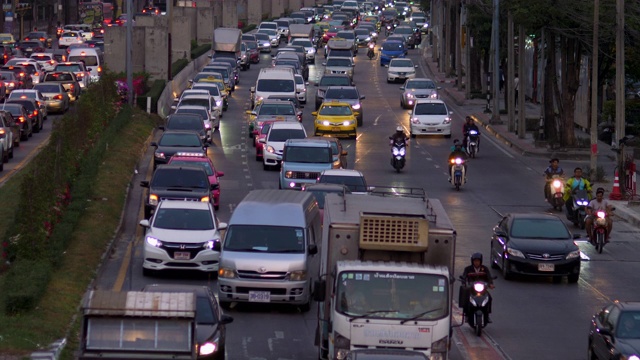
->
[250,86,255,93]
[449,111,453,115]
[216,171,225,177]
[313,280,326,302]
[173,97,179,102]
[437,86,442,90]
[188,79,194,83]
[494,227,507,237]
[140,180,150,188]
[353,112,360,116]
[305,82,309,86]
[408,111,412,115]
[399,86,405,90]
[322,62,327,66]
[170,105,176,110]
[218,222,227,231]
[139,219,150,228]
[220,314,234,324]
[414,64,418,68]
[360,95,366,100]
[385,64,388,68]
[150,142,158,148]
[259,138,266,143]
[341,150,348,156]
[312,111,318,116]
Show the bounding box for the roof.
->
[270,121,305,130]
[82,290,196,318]
[336,260,449,277]
[156,199,213,211]
[414,98,446,104]
[142,284,210,297]
[320,169,363,177]
[285,138,331,148]
[231,190,316,226]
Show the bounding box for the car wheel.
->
[444,134,452,139]
[263,163,269,171]
[568,273,580,283]
[256,154,261,161]
[502,257,513,280]
[214,205,219,211]
[490,247,499,269]
[410,133,416,139]
[357,117,363,127]
[299,299,312,313]
[587,343,597,360]
[2,149,7,163]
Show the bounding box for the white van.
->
[67,48,102,82]
[250,67,296,108]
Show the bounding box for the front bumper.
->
[143,244,220,272]
[506,257,581,278]
[314,124,357,138]
[410,122,451,136]
[297,91,307,103]
[388,72,416,82]
[263,150,282,166]
[218,277,310,305]
[380,53,403,65]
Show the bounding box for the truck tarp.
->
[288,24,314,39]
[213,28,242,53]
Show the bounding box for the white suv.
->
[260,121,307,170]
[409,99,453,138]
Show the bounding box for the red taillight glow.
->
[53,94,63,100]
[33,110,38,115]
[97,66,102,73]
[18,116,25,122]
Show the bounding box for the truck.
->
[78,290,198,359]
[314,188,456,360]
[212,28,244,68]
[77,2,111,27]
[288,24,314,43]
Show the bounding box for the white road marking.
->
[373,114,382,126]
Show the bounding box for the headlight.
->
[597,211,606,219]
[285,171,294,178]
[204,123,211,129]
[410,117,420,124]
[566,250,580,259]
[216,100,222,107]
[218,267,236,278]
[443,117,452,124]
[473,283,486,292]
[266,145,275,153]
[308,48,315,54]
[406,93,414,98]
[343,121,352,126]
[146,236,162,247]
[154,152,165,159]
[625,355,640,360]
[199,342,217,356]
[351,103,361,110]
[365,37,371,41]
[200,196,210,203]
[372,32,378,36]
[430,336,448,358]
[322,120,330,126]
[334,333,350,360]
[576,200,589,206]
[148,194,159,206]
[507,247,525,258]
[289,270,307,281]
[203,239,219,250]
[552,180,562,188]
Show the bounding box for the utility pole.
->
[590,0,599,183]
[490,0,500,123]
[126,0,133,105]
[507,11,514,132]
[444,0,451,75]
[518,24,525,138]
[455,0,462,91]
[463,3,471,99]
[615,0,625,190]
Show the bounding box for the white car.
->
[30,53,58,71]
[386,58,418,83]
[260,121,307,170]
[58,31,84,48]
[139,200,227,275]
[409,99,453,138]
[173,90,222,122]
[256,29,280,47]
[0,112,15,164]
[289,38,316,62]
[317,169,369,194]
[173,104,217,142]
[294,74,307,104]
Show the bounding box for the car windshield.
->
[260,123,272,134]
[167,115,202,129]
[176,108,209,120]
[414,102,447,115]
[406,80,436,89]
[193,85,220,96]
[152,170,208,189]
[246,41,257,50]
[326,58,352,67]
[275,60,299,68]
[56,64,83,72]
[224,225,306,253]
[284,146,331,163]
[260,23,278,30]
[320,76,351,86]
[258,29,278,36]
[179,98,209,108]
[336,32,355,39]
[510,218,571,239]
[0,71,15,80]
[169,160,214,176]
[616,312,640,339]
[259,104,295,115]
[391,59,414,68]
[255,33,270,41]
[354,29,369,36]
[268,128,305,141]
[34,84,61,92]
[158,133,202,146]
[382,42,404,51]
[319,105,352,116]
[256,79,295,92]
[275,20,289,27]
[319,175,366,192]
[295,76,304,85]
[152,208,214,230]
[325,88,358,99]
[204,68,228,78]
[68,55,98,66]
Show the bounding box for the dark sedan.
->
[1,103,32,140]
[151,130,208,169]
[489,213,581,283]
[589,301,640,360]
[142,284,233,360]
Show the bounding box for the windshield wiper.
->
[349,310,397,321]
[400,308,443,324]
[271,249,303,253]
[225,247,265,252]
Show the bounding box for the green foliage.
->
[191,39,198,50]
[171,58,189,78]
[3,260,53,314]
[242,24,257,33]
[136,79,166,113]
[191,44,211,59]
[584,165,607,182]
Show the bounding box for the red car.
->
[244,40,260,64]
[167,152,224,210]
[254,121,276,161]
[322,26,344,43]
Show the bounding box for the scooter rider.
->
[367,40,376,57]
[462,116,480,150]
[564,167,592,218]
[462,253,494,323]
[389,125,409,145]
[544,158,564,199]
[448,139,467,181]
[585,187,614,244]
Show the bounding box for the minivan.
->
[216,189,320,311]
[251,67,296,108]
[67,48,102,82]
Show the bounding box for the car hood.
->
[257,114,298,122]
[325,65,353,71]
[509,237,578,254]
[615,338,640,355]
[405,88,437,96]
[156,145,206,157]
[220,250,306,271]
[196,323,222,347]
[149,228,221,243]
[389,66,415,72]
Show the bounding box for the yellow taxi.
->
[0,33,16,47]
[312,100,358,139]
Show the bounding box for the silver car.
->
[322,56,354,80]
[254,32,272,52]
[322,86,365,126]
[400,78,441,109]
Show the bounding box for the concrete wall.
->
[175,7,198,42]
[288,0,301,13]
[238,0,248,24]
[222,0,238,28]
[248,0,263,25]
[213,1,223,32]
[272,0,284,19]
[104,26,146,75]
[144,25,169,80]
[303,0,315,6]
[196,6,215,44]
[262,0,271,20]
[171,16,193,61]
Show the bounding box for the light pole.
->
[490,0,500,123]
[590,0,599,183]
[126,0,133,105]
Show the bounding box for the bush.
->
[191,44,211,59]
[3,259,53,314]
[242,24,257,33]
[136,79,166,112]
[171,58,189,78]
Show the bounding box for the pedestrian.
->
[514,73,520,109]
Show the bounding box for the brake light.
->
[33,110,38,115]
[97,66,102,73]
[69,84,74,89]
[0,128,5,137]
[39,38,45,42]
[49,60,55,64]
[34,72,39,76]
[53,94,63,100]
[19,72,24,77]
[18,116,25,122]
[19,95,27,98]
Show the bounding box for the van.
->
[67,48,102,82]
[216,189,321,311]
[250,67,296,108]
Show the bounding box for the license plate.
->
[275,116,284,120]
[332,126,341,131]
[26,48,32,51]
[174,252,190,260]
[249,291,271,302]
[427,127,436,131]
[538,263,555,272]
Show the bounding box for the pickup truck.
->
[42,71,81,102]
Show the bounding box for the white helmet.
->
[396,126,403,132]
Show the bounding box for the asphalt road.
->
[92,37,640,360]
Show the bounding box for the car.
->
[150,129,209,169]
[1,65,33,89]
[168,152,224,210]
[244,40,260,63]
[387,34,409,49]
[253,32,272,52]
[289,38,316,62]
[317,168,368,193]
[142,284,233,360]
[0,111,15,163]
[7,97,43,133]
[322,25,344,43]
[273,58,303,77]
[203,65,235,92]
[191,81,228,111]
[141,6,161,15]
[256,28,280,47]
[32,83,70,114]
[301,183,350,221]
[335,30,358,53]
[173,104,217,140]
[409,99,452,138]
[314,73,353,109]
[160,113,208,144]
[589,300,640,360]
[294,74,308,104]
[54,62,91,90]
[279,138,335,190]
[345,350,428,360]
[42,71,81,102]
[173,95,220,131]
[307,135,348,169]
[12,61,44,85]
[0,33,16,47]
[23,32,52,48]
[393,26,417,48]
[29,52,57,71]
[0,110,20,149]
[246,99,301,140]
[312,100,358,138]
[0,45,15,66]
[176,89,223,119]
[16,40,45,58]
[353,27,373,47]
[8,89,48,120]
[209,57,240,82]
[386,58,418,83]
[138,200,227,274]
[322,56,354,80]
[58,31,84,48]
[400,78,440,109]
[489,213,581,283]
[379,40,406,66]
[322,86,365,126]
[0,71,21,94]
[1,103,32,140]
[254,120,275,161]
[261,121,307,170]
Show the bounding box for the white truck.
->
[314,188,456,360]
[78,290,197,359]
[212,28,245,69]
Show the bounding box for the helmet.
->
[396,126,403,132]
[465,116,472,122]
[470,252,483,264]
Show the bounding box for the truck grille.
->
[291,171,320,179]
[359,213,429,252]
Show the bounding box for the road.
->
[92,37,640,360]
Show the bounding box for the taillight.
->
[53,94,63,100]
[34,72,39,76]
[69,84,74,89]
[97,66,102,73]
[19,72,24,77]
[18,116,25,122]
[76,73,83,77]
[0,128,5,137]
[33,110,38,115]
[49,60,55,64]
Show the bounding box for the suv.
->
[314,73,353,110]
[140,165,214,219]
[160,113,208,144]
[7,97,43,133]
[53,62,90,90]
[260,121,307,170]
[322,56,354,81]
[279,138,335,190]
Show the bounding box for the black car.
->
[1,103,33,140]
[489,213,581,283]
[314,73,353,109]
[140,164,213,219]
[151,130,208,169]
[16,40,45,57]
[142,284,233,360]
[160,113,207,144]
[7,98,43,132]
[589,301,640,360]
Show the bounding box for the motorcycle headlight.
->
[597,211,606,218]
[473,283,485,292]
[399,147,406,155]
[392,147,400,156]
[469,130,478,135]
[454,158,462,165]
[218,267,236,278]
[566,250,580,260]
[365,37,371,41]
[199,342,218,356]
[216,100,222,107]
[577,200,589,206]
[481,297,489,307]
[146,236,162,247]
[552,180,562,188]
[507,247,525,258]
[289,270,307,281]
[623,355,640,360]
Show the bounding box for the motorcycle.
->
[591,208,614,253]
[390,139,406,172]
[367,43,375,59]
[566,188,590,229]
[385,24,392,36]
[545,175,565,211]
[465,130,479,158]
[458,273,493,337]
[450,157,466,190]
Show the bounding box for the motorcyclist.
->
[389,125,409,146]
[563,167,592,218]
[543,158,564,199]
[462,253,494,323]
[448,139,467,182]
[462,116,480,150]
[585,187,614,244]
[367,40,376,58]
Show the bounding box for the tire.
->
[502,258,512,280]
[299,299,311,313]
[490,248,499,269]
[587,343,597,360]
[596,232,605,254]
[568,273,580,283]
[214,205,219,211]
[8,145,13,159]
[256,155,261,161]
[475,313,483,336]
[142,267,155,277]
[444,134,452,138]
[263,163,269,171]
[357,117,363,127]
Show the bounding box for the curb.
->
[610,202,640,228]
[30,339,66,360]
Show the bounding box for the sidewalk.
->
[419,44,640,228]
